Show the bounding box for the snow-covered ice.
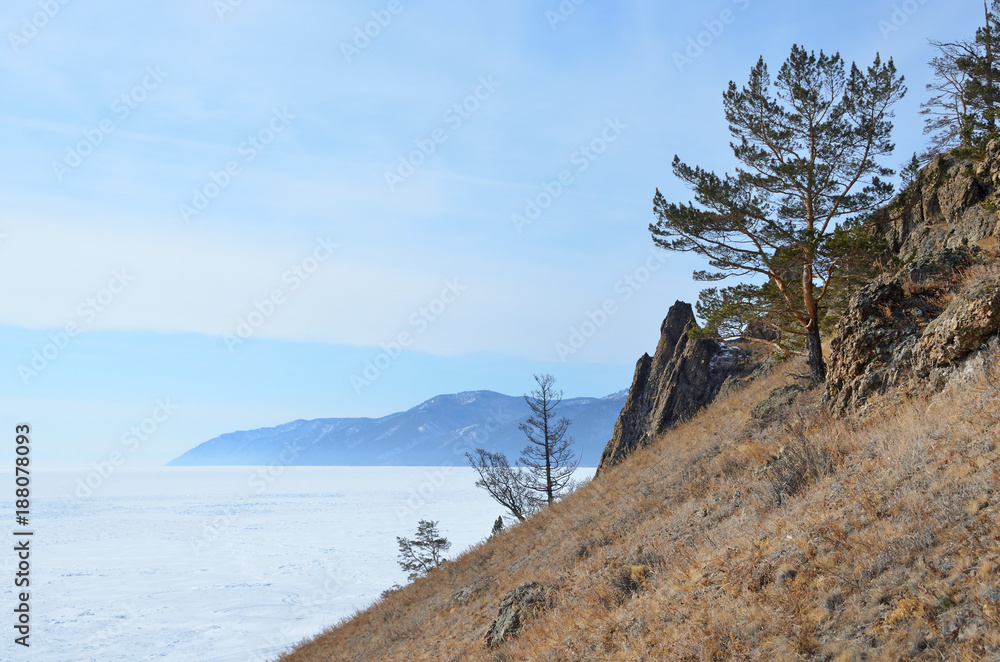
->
[0,466,592,662]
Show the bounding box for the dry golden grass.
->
[275,353,1000,662]
[960,258,1000,294]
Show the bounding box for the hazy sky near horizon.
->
[0,0,982,466]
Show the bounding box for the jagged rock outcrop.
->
[825,248,1000,413]
[825,142,1000,414]
[484,582,549,648]
[877,143,1000,259]
[597,301,743,473]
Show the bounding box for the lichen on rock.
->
[825,247,1000,413]
[484,582,549,648]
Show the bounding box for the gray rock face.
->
[825,248,1000,413]
[917,281,1000,366]
[826,140,1000,414]
[877,144,1000,259]
[484,582,548,648]
[596,301,743,473]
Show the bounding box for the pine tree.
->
[651,45,905,384]
[396,520,451,580]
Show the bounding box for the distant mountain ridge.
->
[168,390,627,467]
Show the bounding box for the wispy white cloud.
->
[0,0,986,463]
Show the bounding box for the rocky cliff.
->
[596,301,743,473]
[824,249,1000,412]
[825,144,1000,413]
[877,143,1000,259]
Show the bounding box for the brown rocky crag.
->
[826,142,1000,413]
[877,142,1000,258]
[825,249,1000,413]
[596,301,744,473]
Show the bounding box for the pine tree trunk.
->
[806,321,826,386]
[802,259,826,386]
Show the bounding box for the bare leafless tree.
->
[921,38,978,161]
[465,448,540,522]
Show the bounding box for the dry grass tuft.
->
[960,257,1000,294]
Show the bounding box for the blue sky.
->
[0,0,982,466]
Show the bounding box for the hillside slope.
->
[274,351,1000,661]
[272,148,1000,660]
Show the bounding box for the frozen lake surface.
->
[0,466,592,661]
